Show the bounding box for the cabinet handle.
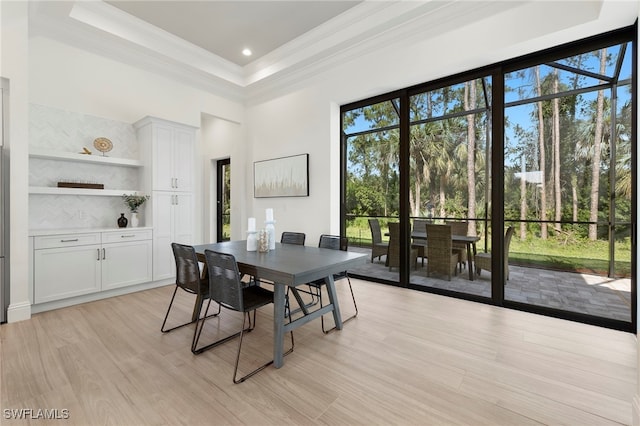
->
[175,178,179,188]
[102,248,106,260]
[121,235,136,238]
[97,249,100,260]
[61,239,79,243]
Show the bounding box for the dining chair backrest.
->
[387,222,400,268]
[413,219,430,234]
[446,221,467,236]
[426,224,453,252]
[281,231,306,245]
[172,243,205,295]
[318,234,348,252]
[503,226,515,268]
[204,250,244,312]
[368,219,383,244]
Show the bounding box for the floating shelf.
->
[29,187,141,196]
[30,150,143,167]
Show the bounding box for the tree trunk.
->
[553,69,561,232]
[465,81,477,236]
[572,174,578,222]
[589,49,607,240]
[520,157,527,240]
[535,66,548,239]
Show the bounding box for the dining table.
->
[411,231,480,280]
[193,240,367,368]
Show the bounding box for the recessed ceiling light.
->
[242,48,252,57]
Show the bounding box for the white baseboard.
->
[30,279,173,314]
[7,300,32,323]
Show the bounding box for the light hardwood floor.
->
[1,279,636,425]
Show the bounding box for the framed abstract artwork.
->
[254,154,309,198]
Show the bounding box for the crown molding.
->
[27,0,634,104]
[69,0,244,86]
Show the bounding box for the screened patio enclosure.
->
[341,27,635,331]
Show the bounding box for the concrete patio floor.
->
[347,247,632,323]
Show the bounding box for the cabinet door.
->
[172,128,194,192]
[173,193,193,245]
[152,124,175,191]
[153,192,174,280]
[102,240,153,290]
[34,244,101,303]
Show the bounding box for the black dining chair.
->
[161,243,221,346]
[280,231,306,245]
[279,231,314,312]
[306,234,358,333]
[193,249,294,383]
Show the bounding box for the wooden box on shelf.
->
[57,182,105,190]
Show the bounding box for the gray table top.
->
[193,240,367,286]
[410,231,480,243]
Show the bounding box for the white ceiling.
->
[32,0,467,96]
[27,1,637,101]
[106,1,361,66]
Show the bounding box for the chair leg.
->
[192,305,247,355]
[233,310,295,384]
[161,286,221,333]
[320,277,358,334]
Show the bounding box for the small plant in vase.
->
[122,194,150,228]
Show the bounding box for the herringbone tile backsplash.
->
[29,104,143,230]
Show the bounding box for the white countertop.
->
[29,226,153,237]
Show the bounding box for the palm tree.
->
[588,48,607,240]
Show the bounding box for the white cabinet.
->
[135,117,196,192]
[101,230,153,290]
[152,192,193,280]
[33,233,102,303]
[33,230,152,304]
[135,116,196,282]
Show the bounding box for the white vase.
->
[130,212,139,228]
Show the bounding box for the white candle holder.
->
[246,231,257,251]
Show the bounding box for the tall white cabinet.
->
[135,117,197,281]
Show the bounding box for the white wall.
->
[243,1,638,247]
[1,1,31,322]
[200,113,244,243]
[29,37,243,127]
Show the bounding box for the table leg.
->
[273,283,286,368]
[467,242,476,281]
[324,275,343,330]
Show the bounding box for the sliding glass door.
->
[407,76,491,298]
[503,39,633,323]
[341,26,635,330]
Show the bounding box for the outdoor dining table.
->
[411,231,480,280]
[193,240,367,368]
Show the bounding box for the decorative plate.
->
[93,137,113,155]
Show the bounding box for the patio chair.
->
[368,218,389,264]
[412,219,430,266]
[475,226,515,280]
[446,221,468,272]
[161,243,221,347]
[425,224,459,281]
[193,249,294,383]
[387,222,418,271]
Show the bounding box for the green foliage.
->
[122,194,150,213]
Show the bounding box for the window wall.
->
[341,27,635,331]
